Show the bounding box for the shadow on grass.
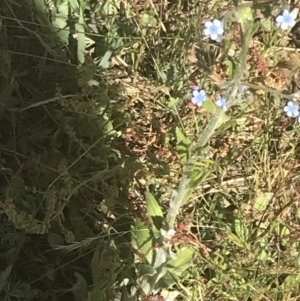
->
[0,1,144,300]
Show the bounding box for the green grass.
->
[1,0,300,300]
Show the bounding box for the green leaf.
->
[137,264,157,277]
[202,98,216,114]
[68,0,80,11]
[89,286,105,301]
[253,191,273,212]
[141,10,157,27]
[47,233,65,246]
[252,21,260,35]
[227,59,235,79]
[227,232,250,250]
[260,18,272,31]
[104,118,114,133]
[216,111,230,128]
[71,272,88,301]
[132,218,155,264]
[188,161,212,189]
[281,272,300,290]
[273,222,290,239]
[257,249,269,262]
[165,247,195,276]
[235,7,253,23]
[234,218,249,241]
[145,191,163,233]
[52,1,70,44]
[91,248,102,285]
[99,49,113,69]
[167,97,180,109]
[154,271,178,291]
[176,127,190,163]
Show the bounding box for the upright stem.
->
[166,20,254,228]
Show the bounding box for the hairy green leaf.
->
[145,191,164,233]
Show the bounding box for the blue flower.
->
[276,9,297,30]
[204,19,224,41]
[192,88,207,106]
[284,101,299,117]
[216,95,227,111]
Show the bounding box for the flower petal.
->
[290,11,298,20]
[276,15,283,23]
[281,22,289,30]
[204,28,211,36]
[193,90,199,97]
[210,33,218,41]
[287,101,294,106]
[282,10,289,16]
[289,19,296,27]
[196,99,203,106]
[213,19,221,27]
[217,27,224,35]
[204,21,212,28]
[191,97,198,104]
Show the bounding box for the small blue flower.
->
[204,19,224,41]
[276,9,297,30]
[216,95,227,111]
[192,89,207,106]
[284,101,299,117]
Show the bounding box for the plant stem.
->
[166,20,254,228]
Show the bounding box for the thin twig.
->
[13,94,75,111]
